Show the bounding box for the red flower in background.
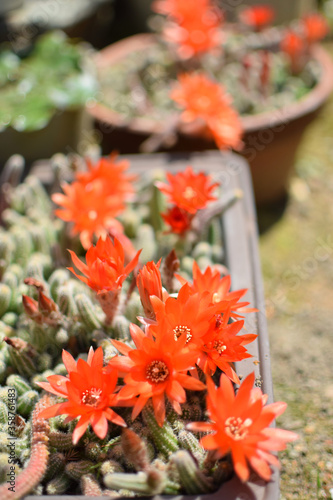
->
[156,166,219,214]
[302,12,329,44]
[37,347,126,444]
[109,323,205,426]
[171,73,243,150]
[187,372,298,482]
[161,206,193,234]
[239,5,275,31]
[68,236,141,294]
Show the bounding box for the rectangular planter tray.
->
[25,150,278,500]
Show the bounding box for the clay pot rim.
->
[89,33,333,135]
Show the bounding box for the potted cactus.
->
[88,2,333,205]
[0,151,297,499]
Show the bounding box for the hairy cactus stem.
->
[160,249,180,293]
[81,473,103,496]
[0,394,53,500]
[97,290,120,325]
[121,428,150,472]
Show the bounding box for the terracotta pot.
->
[23,150,278,500]
[88,34,333,206]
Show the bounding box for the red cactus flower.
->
[171,73,243,150]
[161,205,194,234]
[37,347,126,444]
[187,372,298,482]
[109,323,206,426]
[239,5,275,31]
[302,12,329,44]
[156,166,219,214]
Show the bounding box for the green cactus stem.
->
[170,450,215,494]
[45,472,72,495]
[44,452,66,481]
[136,224,157,263]
[112,315,131,340]
[8,373,34,395]
[177,429,207,466]
[142,405,179,458]
[16,390,39,417]
[4,337,37,377]
[49,431,74,451]
[0,394,51,500]
[76,293,102,331]
[81,473,103,496]
[65,459,95,480]
[0,284,11,318]
[104,469,166,495]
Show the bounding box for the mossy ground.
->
[259,44,333,500]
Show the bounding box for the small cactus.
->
[142,406,179,458]
[170,450,214,494]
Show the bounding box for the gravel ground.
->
[259,44,333,500]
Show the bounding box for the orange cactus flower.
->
[148,283,223,349]
[137,260,165,320]
[76,153,136,200]
[152,0,211,22]
[109,323,206,426]
[187,372,298,482]
[52,180,124,248]
[37,347,126,444]
[52,153,135,248]
[177,262,257,320]
[171,73,243,150]
[69,236,141,323]
[153,0,222,58]
[156,166,219,214]
[199,318,257,383]
[302,13,329,44]
[239,5,275,31]
[68,236,141,294]
[161,205,194,234]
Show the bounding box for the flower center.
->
[146,360,170,384]
[81,388,103,407]
[88,210,98,220]
[183,186,197,200]
[224,416,253,440]
[213,340,227,355]
[173,325,192,343]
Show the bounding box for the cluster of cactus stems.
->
[0,153,241,497]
